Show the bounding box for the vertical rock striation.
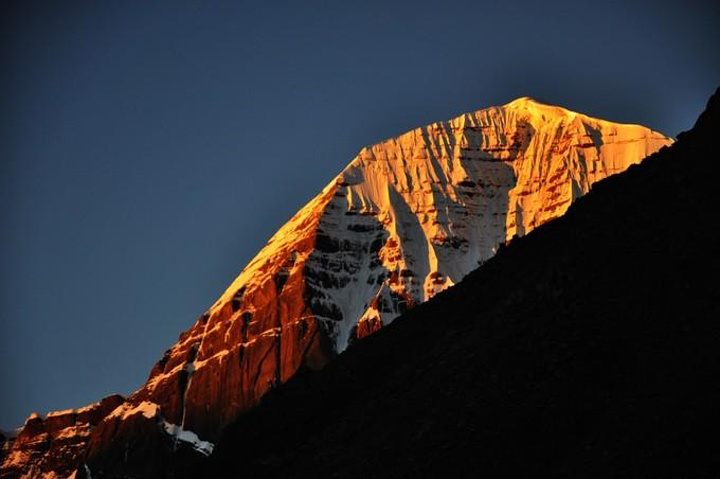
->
[1,97,672,478]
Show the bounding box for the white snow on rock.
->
[0,96,674,479]
[162,421,214,456]
[208,96,672,352]
[102,401,214,456]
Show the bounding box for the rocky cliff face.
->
[201,87,720,479]
[1,97,672,478]
[0,395,124,478]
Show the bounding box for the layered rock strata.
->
[1,97,672,478]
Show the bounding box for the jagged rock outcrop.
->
[0,395,124,478]
[1,97,672,478]
[81,401,213,478]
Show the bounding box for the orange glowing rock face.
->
[0,395,125,478]
[112,97,672,441]
[2,97,672,477]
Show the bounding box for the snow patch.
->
[99,401,213,456]
[162,421,214,456]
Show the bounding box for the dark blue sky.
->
[2,0,718,428]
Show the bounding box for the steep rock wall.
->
[2,97,672,478]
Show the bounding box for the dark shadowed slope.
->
[1,99,672,479]
[202,87,720,478]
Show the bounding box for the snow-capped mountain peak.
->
[1,97,672,478]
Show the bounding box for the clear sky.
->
[2,0,718,429]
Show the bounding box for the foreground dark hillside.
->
[202,89,720,479]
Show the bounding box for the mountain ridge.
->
[1,97,673,478]
[201,86,720,478]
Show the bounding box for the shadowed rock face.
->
[200,88,720,478]
[1,98,671,478]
